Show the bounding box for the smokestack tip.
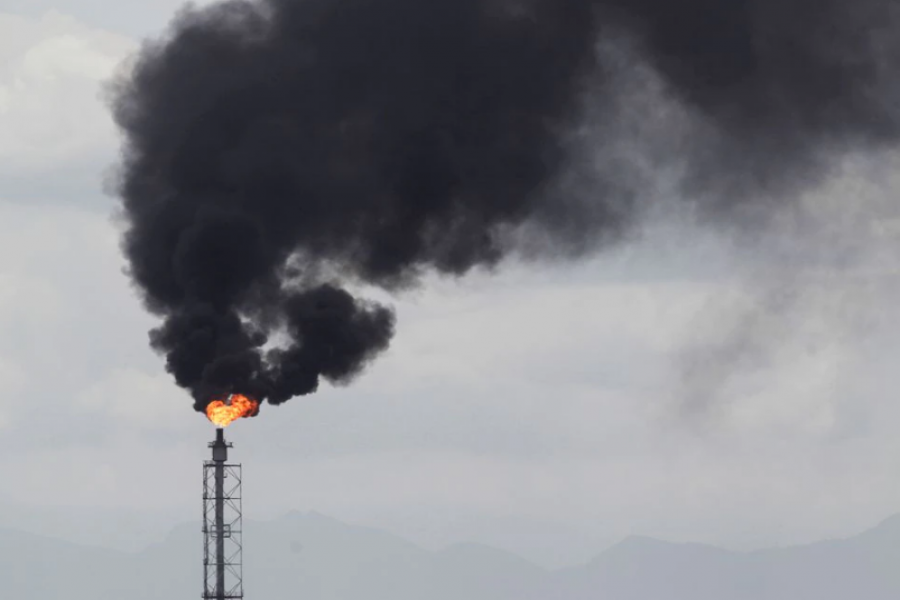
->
[209,427,231,462]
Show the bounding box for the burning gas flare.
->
[206,394,260,428]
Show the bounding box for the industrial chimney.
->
[203,429,243,599]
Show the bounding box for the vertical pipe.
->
[215,460,225,598]
[213,428,227,599]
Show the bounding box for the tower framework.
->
[203,429,243,600]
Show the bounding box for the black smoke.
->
[111,0,898,413]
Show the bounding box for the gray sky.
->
[1,0,900,569]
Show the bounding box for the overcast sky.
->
[1,0,900,569]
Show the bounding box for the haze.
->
[0,0,899,581]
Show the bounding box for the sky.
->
[0,0,899,569]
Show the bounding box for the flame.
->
[206,394,260,428]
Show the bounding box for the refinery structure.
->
[203,429,244,600]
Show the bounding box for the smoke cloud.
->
[111,0,899,413]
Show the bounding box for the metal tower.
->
[203,429,243,600]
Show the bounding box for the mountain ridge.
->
[0,510,897,599]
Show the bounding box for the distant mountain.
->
[0,511,898,599]
[551,514,900,600]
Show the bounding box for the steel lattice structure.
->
[203,429,243,600]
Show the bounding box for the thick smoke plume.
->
[112,0,898,413]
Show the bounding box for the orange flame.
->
[206,394,260,428]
